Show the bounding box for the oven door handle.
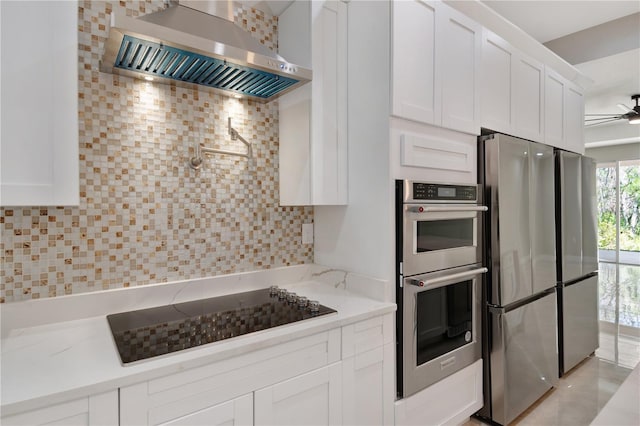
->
[409,267,488,287]
[412,206,488,213]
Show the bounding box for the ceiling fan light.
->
[629,115,640,124]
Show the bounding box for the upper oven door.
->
[402,204,486,277]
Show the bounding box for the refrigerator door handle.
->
[488,304,505,315]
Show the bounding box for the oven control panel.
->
[407,181,478,202]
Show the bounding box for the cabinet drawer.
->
[342,314,393,358]
[160,393,252,426]
[121,329,340,425]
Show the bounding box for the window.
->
[596,159,640,264]
[595,159,640,368]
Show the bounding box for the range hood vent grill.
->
[115,35,298,98]
[100,3,311,102]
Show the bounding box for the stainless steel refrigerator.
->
[478,133,559,426]
[555,151,599,376]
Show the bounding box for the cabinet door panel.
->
[481,30,514,133]
[255,364,342,426]
[343,344,394,426]
[544,69,565,147]
[440,5,481,135]
[513,53,544,142]
[0,1,78,206]
[391,0,439,125]
[278,0,347,205]
[311,0,348,204]
[564,83,585,154]
[160,394,252,426]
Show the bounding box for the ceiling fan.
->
[584,94,640,127]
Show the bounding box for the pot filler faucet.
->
[188,117,253,170]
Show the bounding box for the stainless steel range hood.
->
[100,0,311,102]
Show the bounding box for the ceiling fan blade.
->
[617,103,633,113]
[584,113,623,116]
[585,117,624,126]
[584,116,623,121]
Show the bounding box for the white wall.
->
[586,143,640,162]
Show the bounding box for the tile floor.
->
[467,262,640,426]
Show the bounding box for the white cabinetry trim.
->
[395,359,483,426]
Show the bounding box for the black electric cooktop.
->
[107,287,336,364]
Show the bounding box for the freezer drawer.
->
[562,275,599,374]
[488,291,558,425]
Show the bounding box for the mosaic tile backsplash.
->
[0,1,313,303]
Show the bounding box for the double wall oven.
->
[396,180,487,398]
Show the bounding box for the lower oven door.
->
[402,264,486,397]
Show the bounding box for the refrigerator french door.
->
[478,134,558,426]
[556,151,599,376]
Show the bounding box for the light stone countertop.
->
[0,266,395,417]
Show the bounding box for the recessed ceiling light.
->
[144,76,154,82]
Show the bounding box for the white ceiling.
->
[482,1,640,43]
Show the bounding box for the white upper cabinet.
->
[391,0,439,126]
[0,1,79,206]
[481,29,545,142]
[279,0,348,206]
[439,5,482,135]
[544,68,566,147]
[564,81,585,154]
[391,1,481,135]
[480,29,514,134]
[513,53,545,142]
[544,68,585,154]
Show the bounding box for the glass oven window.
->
[416,218,473,252]
[416,280,472,366]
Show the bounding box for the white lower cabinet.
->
[116,315,394,425]
[1,391,118,426]
[255,364,342,426]
[119,330,340,425]
[342,344,395,426]
[342,314,395,426]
